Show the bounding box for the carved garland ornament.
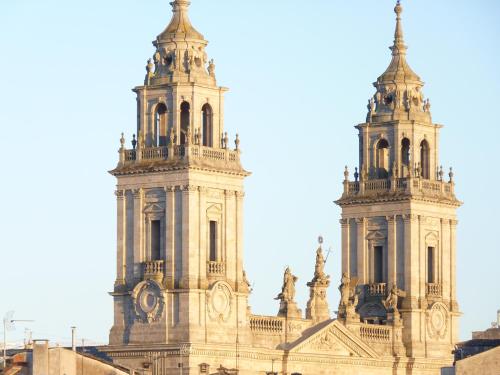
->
[131,280,164,323]
[207,281,233,323]
[426,302,448,340]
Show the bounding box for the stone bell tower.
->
[336,1,461,360]
[108,0,251,347]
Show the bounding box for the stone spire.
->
[370,1,430,119]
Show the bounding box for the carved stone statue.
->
[275,267,301,318]
[338,273,351,308]
[276,267,297,303]
[383,285,405,313]
[313,247,329,282]
[208,59,216,77]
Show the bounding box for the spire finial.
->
[393,0,406,54]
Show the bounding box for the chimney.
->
[71,327,76,351]
[32,340,49,375]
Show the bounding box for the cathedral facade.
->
[102,1,461,374]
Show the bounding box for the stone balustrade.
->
[249,315,284,334]
[426,283,442,297]
[343,176,455,199]
[143,260,164,280]
[207,261,225,276]
[359,324,392,343]
[368,283,387,296]
[119,144,240,166]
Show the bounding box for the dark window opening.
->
[151,220,161,261]
[209,221,217,262]
[420,140,430,179]
[180,101,190,145]
[202,104,213,147]
[401,138,410,166]
[427,247,435,283]
[374,246,383,283]
[376,139,390,178]
[155,104,167,147]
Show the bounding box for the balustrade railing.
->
[342,176,454,199]
[207,261,225,276]
[143,260,164,277]
[368,283,387,296]
[359,324,391,342]
[249,316,284,334]
[426,283,442,297]
[119,144,240,166]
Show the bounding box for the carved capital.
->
[355,217,365,225]
[164,186,176,193]
[235,191,245,198]
[386,215,397,223]
[198,186,208,194]
[339,218,349,226]
[115,190,125,199]
[224,189,236,197]
[132,188,143,199]
[181,185,198,192]
[450,219,458,226]
[402,214,418,222]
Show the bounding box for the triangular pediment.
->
[366,230,386,241]
[144,203,165,213]
[289,320,379,358]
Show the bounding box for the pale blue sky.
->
[1,0,499,346]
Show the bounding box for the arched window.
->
[420,140,430,179]
[376,139,390,178]
[401,138,410,167]
[154,104,167,146]
[180,101,190,145]
[201,104,213,147]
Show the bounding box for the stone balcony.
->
[207,261,225,277]
[338,175,459,205]
[112,141,247,176]
[368,283,387,297]
[426,282,442,297]
[143,260,164,282]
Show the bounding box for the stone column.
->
[450,219,459,312]
[356,218,366,284]
[133,188,144,282]
[441,218,451,304]
[387,215,397,288]
[306,279,330,323]
[181,185,199,289]
[165,186,176,289]
[198,187,208,290]
[235,191,245,291]
[340,219,350,276]
[115,190,126,287]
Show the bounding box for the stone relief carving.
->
[427,302,449,340]
[207,281,233,323]
[131,280,164,323]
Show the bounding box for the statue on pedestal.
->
[275,267,301,319]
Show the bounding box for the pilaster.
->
[356,218,366,284]
[340,218,350,276]
[133,188,144,283]
[387,215,397,288]
[115,190,126,288]
[165,186,176,289]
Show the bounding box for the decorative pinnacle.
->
[392,0,407,55]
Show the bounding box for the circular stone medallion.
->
[207,282,233,322]
[132,280,164,323]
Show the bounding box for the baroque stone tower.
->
[108,0,251,348]
[336,1,461,359]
